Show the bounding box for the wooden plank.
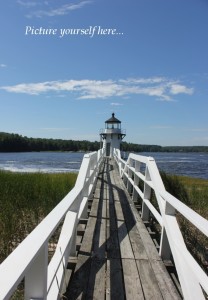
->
[77,223,85,237]
[93,185,102,200]
[128,225,148,260]
[107,181,115,205]
[64,255,91,300]
[106,202,117,231]
[106,220,120,259]
[86,258,106,300]
[61,257,78,295]
[114,201,125,221]
[111,170,135,259]
[105,161,121,259]
[136,259,163,300]
[136,222,161,261]
[150,260,181,299]
[106,185,121,259]
[111,188,120,202]
[117,220,134,259]
[92,172,107,259]
[106,259,125,300]
[122,258,144,300]
[61,269,74,296]
[89,198,99,218]
[92,210,107,259]
[79,190,100,256]
[93,164,104,199]
[79,216,96,256]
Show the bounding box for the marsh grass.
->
[0,171,77,263]
[1,169,208,283]
[176,176,208,273]
[179,176,208,218]
[160,173,208,273]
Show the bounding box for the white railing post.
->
[127,158,133,195]
[25,244,48,300]
[159,227,172,260]
[159,201,175,260]
[146,158,172,259]
[69,210,79,258]
[141,167,151,222]
[132,160,140,203]
[47,211,77,298]
[80,189,89,220]
[123,157,130,187]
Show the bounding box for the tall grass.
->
[178,176,208,218]
[160,173,208,273]
[1,169,208,275]
[0,171,77,263]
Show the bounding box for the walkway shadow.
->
[63,159,136,300]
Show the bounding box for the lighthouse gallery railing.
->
[114,148,208,300]
[0,149,104,300]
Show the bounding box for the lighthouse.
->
[100,113,126,157]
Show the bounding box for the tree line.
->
[121,142,208,153]
[0,132,208,153]
[0,132,100,152]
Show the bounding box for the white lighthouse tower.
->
[100,113,126,157]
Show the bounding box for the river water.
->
[0,152,84,174]
[141,152,208,179]
[0,152,208,179]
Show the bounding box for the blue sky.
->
[0,0,208,146]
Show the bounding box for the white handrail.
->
[0,148,104,300]
[113,148,208,300]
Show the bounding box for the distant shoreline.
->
[1,132,208,153]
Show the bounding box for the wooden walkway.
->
[63,158,181,300]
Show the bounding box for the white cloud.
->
[0,77,194,101]
[1,81,58,95]
[111,102,123,106]
[17,0,38,7]
[0,64,7,68]
[25,1,92,18]
[169,83,194,95]
[119,77,165,85]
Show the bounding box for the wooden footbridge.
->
[64,158,180,300]
[0,149,208,300]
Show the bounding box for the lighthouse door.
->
[106,143,110,156]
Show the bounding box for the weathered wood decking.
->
[63,158,181,299]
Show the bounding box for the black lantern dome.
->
[105,113,121,129]
[105,113,121,124]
